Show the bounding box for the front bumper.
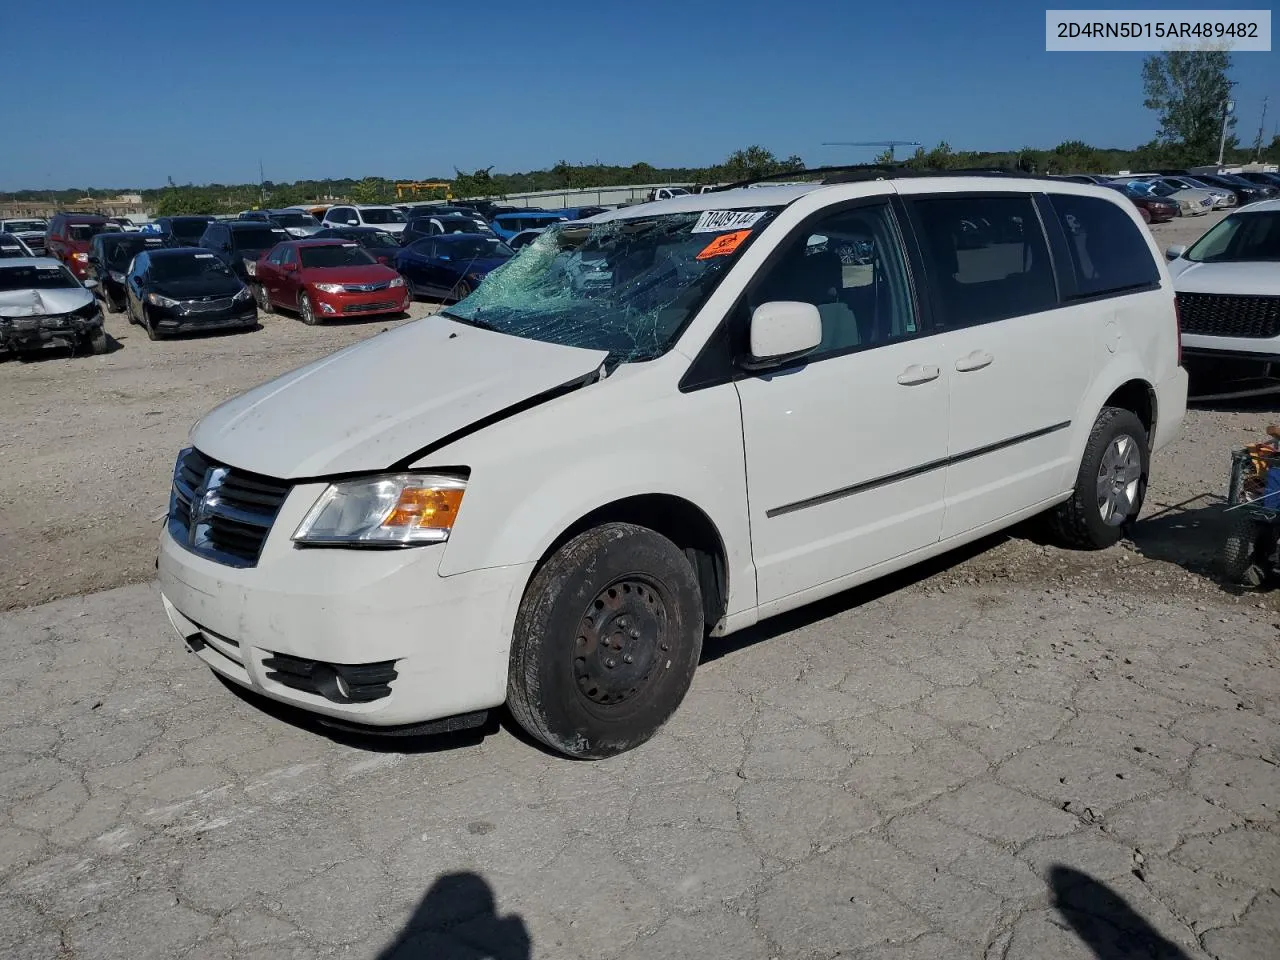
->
[150,302,257,334]
[158,484,531,726]
[1182,332,1280,360]
[0,311,102,350]
[311,286,410,317]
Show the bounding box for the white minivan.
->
[321,204,408,235]
[159,173,1187,757]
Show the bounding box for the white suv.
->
[158,173,1187,757]
[321,204,408,235]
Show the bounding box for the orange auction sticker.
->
[696,230,751,260]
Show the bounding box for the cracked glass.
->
[445,209,780,362]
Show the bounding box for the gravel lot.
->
[2,211,1278,958]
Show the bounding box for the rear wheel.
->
[299,292,320,325]
[1049,407,1149,549]
[506,523,704,759]
[1220,514,1267,586]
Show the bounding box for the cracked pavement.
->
[1,566,1277,959]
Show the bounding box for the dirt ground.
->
[0,211,1265,613]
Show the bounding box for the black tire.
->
[506,523,703,759]
[254,283,273,314]
[125,297,138,325]
[1049,407,1149,550]
[102,293,121,314]
[1219,514,1266,586]
[141,308,161,341]
[87,329,109,355]
[299,292,319,325]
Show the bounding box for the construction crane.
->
[822,140,922,162]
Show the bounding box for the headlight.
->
[146,292,178,307]
[243,259,257,276]
[109,270,125,282]
[72,252,89,262]
[389,276,405,288]
[313,283,344,293]
[293,474,466,546]
[233,286,253,301]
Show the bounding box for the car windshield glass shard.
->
[1185,212,1280,263]
[232,228,288,250]
[150,254,234,281]
[0,265,78,291]
[299,245,377,268]
[360,209,407,225]
[447,208,779,362]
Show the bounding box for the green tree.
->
[349,177,394,204]
[719,145,805,182]
[1142,49,1235,162]
[452,167,497,198]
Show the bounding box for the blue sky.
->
[2,0,1277,190]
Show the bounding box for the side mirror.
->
[742,301,822,370]
[284,261,299,272]
[83,279,99,290]
[1165,244,1186,261]
[347,220,359,226]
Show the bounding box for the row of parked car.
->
[0,198,616,351]
[1055,169,1280,223]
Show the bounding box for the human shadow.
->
[1125,495,1226,580]
[1050,865,1192,960]
[376,871,532,960]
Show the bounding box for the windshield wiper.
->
[440,310,498,332]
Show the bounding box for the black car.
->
[153,216,216,247]
[311,226,403,265]
[124,248,257,340]
[406,205,486,220]
[87,232,170,312]
[449,199,502,220]
[400,215,494,246]
[1194,173,1277,206]
[1235,171,1280,189]
[198,220,290,282]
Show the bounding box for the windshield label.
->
[194,253,214,258]
[691,210,766,233]
[696,230,752,260]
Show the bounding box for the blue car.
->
[488,211,568,241]
[394,233,514,301]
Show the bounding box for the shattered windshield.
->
[446,208,778,362]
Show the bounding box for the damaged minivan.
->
[159,173,1187,757]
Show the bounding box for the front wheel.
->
[299,292,320,326]
[506,523,704,759]
[1049,407,1149,549]
[255,283,273,314]
[142,308,161,341]
[86,329,109,355]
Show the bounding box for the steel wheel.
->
[1097,433,1142,526]
[574,578,669,708]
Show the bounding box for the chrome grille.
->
[1177,292,1280,339]
[182,296,236,313]
[342,301,398,314]
[342,281,390,292]
[168,448,291,567]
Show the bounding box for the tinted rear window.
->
[909,195,1057,328]
[230,227,288,250]
[1049,194,1160,298]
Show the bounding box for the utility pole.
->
[1216,81,1238,168]
[1253,96,1269,161]
[258,159,266,208]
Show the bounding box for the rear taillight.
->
[1174,296,1182,366]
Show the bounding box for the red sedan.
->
[253,239,409,324]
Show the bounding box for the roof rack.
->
[716,163,1062,191]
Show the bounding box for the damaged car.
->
[159,175,1185,759]
[0,258,108,356]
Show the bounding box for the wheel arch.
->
[535,494,729,631]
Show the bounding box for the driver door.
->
[277,246,302,307]
[258,246,286,305]
[734,200,949,609]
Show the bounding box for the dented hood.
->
[0,286,94,317]
[192,315,607,479]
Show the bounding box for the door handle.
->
[897,364,940,386]
[955,350,994,372]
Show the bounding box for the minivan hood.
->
[191,316,608,478]
[0,286,93,317]
[1170,259,1280,295]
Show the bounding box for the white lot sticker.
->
[194,253,214,258]
[691,210,767,233]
